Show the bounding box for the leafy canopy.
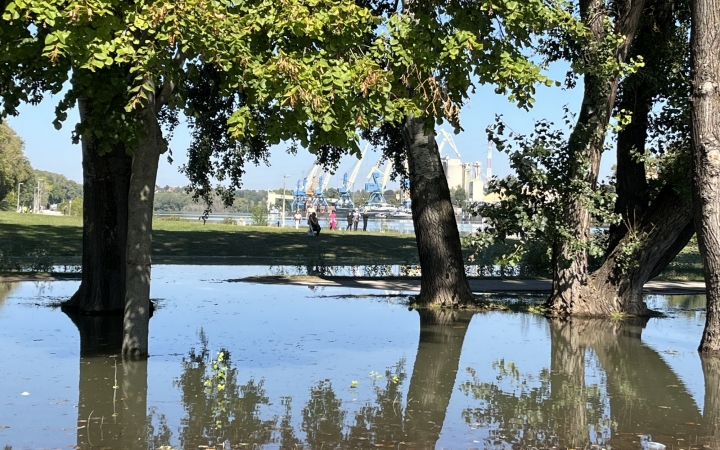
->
[1,0,581,197]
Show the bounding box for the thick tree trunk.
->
[402,116,474,307]
[551,185,694,316]
[607,92,651,251]
[122,107,164,358]
[547,0,646,314]
[403,309,473,449]
[691,0,720,355]
[62,97,131,315]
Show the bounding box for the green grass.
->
[0,211,705,280]
[655,238,704,281]
[0,211,419,266]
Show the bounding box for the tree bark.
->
[62,97,131,315]
[122,106,164,358]
[607,88,652,251]
[552,185,694,316]
[691,0,720,355]
[402,116,475,307]
[547,0,647,314]
[403,309,473,449]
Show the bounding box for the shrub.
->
[251,206,268,226]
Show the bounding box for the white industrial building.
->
[438,130,492,203]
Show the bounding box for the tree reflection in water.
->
[63,310,720,449]
[174,330,275,448]
[459,318,719,450]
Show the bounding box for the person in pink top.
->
[329,210,337,230]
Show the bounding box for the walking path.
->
[0,273,706,295]
[236,276,707,295]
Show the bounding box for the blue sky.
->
[7,62,614,192]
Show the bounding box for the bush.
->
[251,206,268,226]
[57,198,83,216]
[221,217,237,225]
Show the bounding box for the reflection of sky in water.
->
[0,268,712,449]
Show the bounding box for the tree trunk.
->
[691,0,720,355]
[607,89,652,251]
[546,0,646,314]
[403,309,473,449]
[402,115,474,307]
[122,107,164,358]
[62,97,131,315]
[553,185,694,316]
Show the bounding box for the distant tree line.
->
[0,123,82,213]
[153,187,407,213]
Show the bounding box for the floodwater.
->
[0,266,718,450]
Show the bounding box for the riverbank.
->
[0,210,704,280]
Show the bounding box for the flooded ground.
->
[0,266,718,449]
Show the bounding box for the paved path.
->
[236,276,707,295]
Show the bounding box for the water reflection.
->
[0,282,17,309]
[71,355,148,449]
[69,316,720,449]
[10,285,720,449]
[460,318,714,449]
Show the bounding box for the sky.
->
[6,63,615,192]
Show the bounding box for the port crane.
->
[436,129,462,158]
[363,156,395,213]
[334,144,368,212]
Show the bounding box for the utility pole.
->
[16,182,23,212]
[282,175,289,227]
[34,178,44,213]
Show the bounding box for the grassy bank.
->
[0,211,704,280]
[0,211,419,267]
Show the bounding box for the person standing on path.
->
[346,210,353,231]
[329,210,337,230]
[293,211,302,229]
[352,209,361,231]
[362,208,369,231]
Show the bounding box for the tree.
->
[471,0,694,316]
[449,186,467,207]
[1,0,403,357]
[0,122,33,204]
[690,0,720,354]
[382,0,578,307]
[182,0,580,308]
[35,170,83,205]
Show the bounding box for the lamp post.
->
[34,178,44,213]
[69,199,73,216]
[282,175,289,227]
[16,182,23,212]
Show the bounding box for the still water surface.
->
[0,266,717,449]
